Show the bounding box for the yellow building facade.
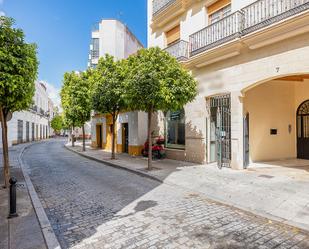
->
[91,112,148,156]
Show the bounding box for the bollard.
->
[8,177,18,218]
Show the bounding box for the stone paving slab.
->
[25,140,309,249]
[0,144,47,249]
[67,141,309,232]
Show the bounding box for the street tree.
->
[60,71,91,150]
[60,72,81,147]
[91,55,127,159]
[71,71,92,151]
[51,115,63,134]
[0,16,38,187]
[125,47,197,170]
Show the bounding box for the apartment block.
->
[89,19,148,156]
[148,0,309,169]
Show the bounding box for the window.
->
[32,123,35,141]
[208,0,231,24]
[91,38,99,58]
[26,121,30,142]
[166,109,185,149]
[165,25,180,46]
[17,120,23,144]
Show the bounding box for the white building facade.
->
[148,0,309,169]
[0,81,54,147]
[89,19,148,156]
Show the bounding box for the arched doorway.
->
[297,100,309,159]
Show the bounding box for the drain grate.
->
[258,174,274,179]
[16,183,26,189]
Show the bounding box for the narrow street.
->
[22,140,309,249]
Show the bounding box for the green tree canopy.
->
[90,55,128,159]
[0,16,38,114]
[0,16,38,187]
[126,47,197,169]
[60,71,91,150]
[51,115,63,133]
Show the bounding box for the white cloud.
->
[0,11,5,16]
[42,81,61,109]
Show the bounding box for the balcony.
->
[165,40,189,61]
[151,0,192,28]
[242,0,309,35]
[190,11,243,57]
[179,0,309,65]
[153,0,176,15]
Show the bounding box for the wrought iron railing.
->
[156,0,309,58]
[91,50,99,59]
[242,0,309,34]
[165,40,189,60]
[153,0,176,15]
[190,11,243,56]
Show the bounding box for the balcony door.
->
[208,0,231,24]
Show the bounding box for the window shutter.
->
[207,0,231,15]
[166,25,180,45]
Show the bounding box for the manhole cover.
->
[258,174,274,179]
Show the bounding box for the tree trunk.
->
[68,129,71,144]
[163,111,167,148]
[147,107,153,170]
[82,124,85,152]
[71,127,75,147]
[111,114,116,160]
[0,108,10,188]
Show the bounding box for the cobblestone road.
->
[22,140,309,249]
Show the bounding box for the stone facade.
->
[148,0,309,168]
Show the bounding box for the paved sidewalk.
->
[67,141,309,232]
[0,144,47,249]
[27,140,309,248]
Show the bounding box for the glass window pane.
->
[166,109,185,149]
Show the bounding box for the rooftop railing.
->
[190,11,243,57]
[242,0,309,34]
[153,0,176,15]
[165,40,189,61]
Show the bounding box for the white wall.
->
[148,0,265,49]
[0,110,49,148]
[244,80,296,161]
[97,19,143,60]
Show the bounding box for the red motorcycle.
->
[142,136,166,159]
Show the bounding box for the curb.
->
[18,142,62,249]
[64,145,163,183]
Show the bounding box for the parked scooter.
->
[141,136,166,159]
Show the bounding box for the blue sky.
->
[0,0,147,106]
